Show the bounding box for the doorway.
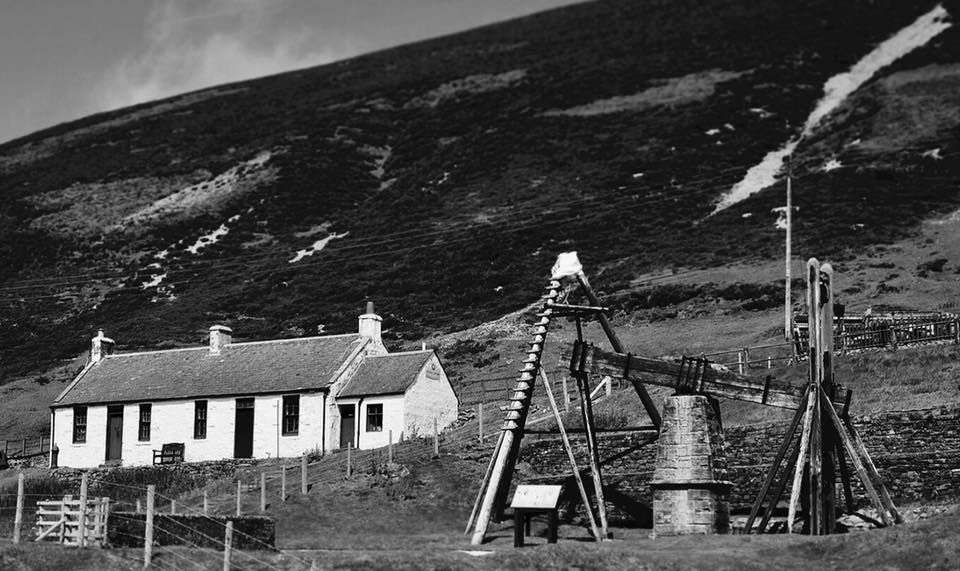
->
[105,405,123,462]
[339,405,355,449]
[234,398,255,458]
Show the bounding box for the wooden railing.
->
[1,436,50,460]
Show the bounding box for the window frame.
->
[194,400,208,440]
[282,395,300,436]
[72,406,88,444]
[138,404,152,442]
[366,403,383,433]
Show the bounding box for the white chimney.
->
[209,325,233,353]
[358,301,382,340]
[90,329,115,364]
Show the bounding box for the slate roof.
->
[55,334,365,407]
[337,350,435,398]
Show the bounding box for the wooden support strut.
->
[468,279,564,545]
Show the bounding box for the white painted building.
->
[50,304,458,468]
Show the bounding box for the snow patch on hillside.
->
[289,231,349,263]
[405,69,526,108]
[543,69,745,117]
[123,151,276,224]
[712,5,951,215]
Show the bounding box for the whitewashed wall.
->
[52,392,326,468]
[336,394,404,450]
[324,339,384,452]
[403,354,459,437]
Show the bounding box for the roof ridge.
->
[369,349,433,357]
[103,333,361,359]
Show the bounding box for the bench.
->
[153,443,185,465]
[510,484,562,547]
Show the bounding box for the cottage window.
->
[138,404,152,441]
[366,404,383,432]
[282,395,299,436]
[72,406,87,443]
[194,400,207,439]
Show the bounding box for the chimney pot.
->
[358,302,382,341]
[90,329,115,364]
[209,325,233,353]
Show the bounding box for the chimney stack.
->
[90,329,115,364]
[209,325,233,353]
[358,302,382,341]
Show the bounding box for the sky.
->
[0,0,581,145]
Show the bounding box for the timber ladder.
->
[465,278,563,544]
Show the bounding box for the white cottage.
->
[49,304,459,468]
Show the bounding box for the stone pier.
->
[651,395,732,536]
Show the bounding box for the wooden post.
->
[203,491,209,516]
[738,349,746,375]
[388,430,394,462]
[79,472,89,548]
[260,473,266,512]
[20,438,26,456]
[281,466,287,502]
[785,175,792,341]
[575,370,609,539]
[478,406,483,442]
[236,480,241,516]
[433,418,440,457]
[223,521,233,571]
[144,485,155,569]
[562,375,570,411]
[170,500,177,515]
[540,369,601,540]
[136,499,142,514]
[301,453,308,494]
[13,472,24,544]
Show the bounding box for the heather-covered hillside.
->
[1,0,959,380]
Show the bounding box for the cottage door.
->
[105,406,123,462]
[339,405,355,449]
[234,398,255,458]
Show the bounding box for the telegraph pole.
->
[785,174,793,341]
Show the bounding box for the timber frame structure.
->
[466,254,900,544]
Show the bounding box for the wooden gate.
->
[35,495,111,546]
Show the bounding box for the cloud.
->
[94,0,354,111]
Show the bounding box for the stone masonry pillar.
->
[651,395,732,536]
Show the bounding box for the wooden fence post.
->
[260,473,266,512]
[562,376,570,411]
[281,466,287,502]
[478,406,484,442]
[433,418,439,457]
[79,473,89,548]
[13,472,24,544]
[144,485,155,569]
[223,521,233,571]
[235,480,241,517]
[136,499,142,514]
[170,500,177,515]
[346,443,352,477]
[203,491,209,516]
[388,430,394,463]
[301,453,308,495]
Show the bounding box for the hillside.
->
[1,0,959,395]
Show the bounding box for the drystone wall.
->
[521,405,960,526]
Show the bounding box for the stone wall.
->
[109,513,275,549]
[521,405,960,526]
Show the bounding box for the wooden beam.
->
[564,343,848,410]
[744,386,809,533]
[575,273,661,430]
